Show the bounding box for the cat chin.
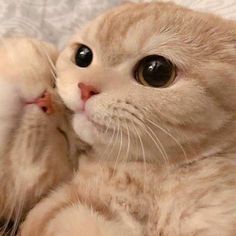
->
[72,113,98,146]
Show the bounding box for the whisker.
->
[98,119,117,164]
[113,119,123,172]
[1,188,23,236]
[1,195,16,235]
[96,111,115,164]
[139,122,168,166]
[145,123,170,166]
[131,121,147,192]
[50,69,57,83]
[37,42,57,75]
[146,118,188,163]
[105,117,120,163]
[129,122,140,162]
[124,119,131,163]
[30,39,57,85]
[10,185,25,236]
[103,116,112,137]
[10,207,21,235]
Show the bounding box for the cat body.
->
[20,2,236,236]
[19,156,236,236]
[0,38,79,235]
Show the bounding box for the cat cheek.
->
[72,113,98,145]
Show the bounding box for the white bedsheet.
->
[0,0,120,48]
[0,0,235,48]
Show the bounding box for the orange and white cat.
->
[20,2,236,236]
[0,37,80,235]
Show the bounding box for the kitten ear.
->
[158,0,236,20]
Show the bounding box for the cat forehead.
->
[76,3,236,67]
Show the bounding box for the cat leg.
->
[43,205,141,236]
[18,180,143,236]
[19,199,142,236]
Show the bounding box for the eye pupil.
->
[135,55,175,88]
[75,45,93,68]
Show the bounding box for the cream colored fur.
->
[0,38,79,235]
[20,2,236,236]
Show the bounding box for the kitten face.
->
[0,38,69,157]
[56,2,236,164]
[0,38,79,230]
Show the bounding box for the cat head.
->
[56,2,236,165]
[0,37,73,156]
[0,37,81,228]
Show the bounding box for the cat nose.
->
[78,82,99,102]
[35,91,54,114]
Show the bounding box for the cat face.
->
[0,38,79,231]
[0,37,70,157]
[56,2,236,164]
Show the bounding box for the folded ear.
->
[156,0,236,20]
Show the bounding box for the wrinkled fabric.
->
[0,0,120,48]
[0,0,235,48]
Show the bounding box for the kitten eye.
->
[134,55,176,87]
[75,45,93,68]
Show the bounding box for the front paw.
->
[20,203,141,236]
[19,185,142,236]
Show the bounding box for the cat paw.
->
[20,205,141,236]
[19,190,142,236]
[47,205,141,236]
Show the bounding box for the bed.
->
[0,0,235,48]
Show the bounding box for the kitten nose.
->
[78,82,99,102]
[35,91,54,114]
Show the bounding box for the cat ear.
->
[157,0,236,20]
[122,0,236,20]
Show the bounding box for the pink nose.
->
[78,82,99,102]
[27,91,54,114]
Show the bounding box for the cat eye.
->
[75,45,93,68]
[134,55,176,88]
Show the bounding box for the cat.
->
[19,1,236,236]
[0,37,81,236]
